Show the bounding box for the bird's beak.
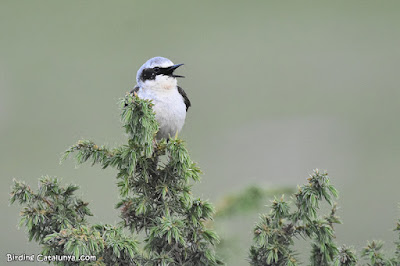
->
[166,64,185,78]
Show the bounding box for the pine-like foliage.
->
[10,93,400,266]
[249,169,400,266]
[10,93,221,265]
[249,169,339,266]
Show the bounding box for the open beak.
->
[165,63,185,78]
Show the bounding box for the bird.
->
[130,57,191,140]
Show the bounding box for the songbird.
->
[131,57,191,140]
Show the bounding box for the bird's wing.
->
[130,85,139,95]
[124,86,140,107]
[178,86,191,112]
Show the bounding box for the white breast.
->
[137,87,186,140]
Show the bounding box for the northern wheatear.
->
[131,57,191,140]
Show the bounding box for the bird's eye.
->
[154,67,160,72]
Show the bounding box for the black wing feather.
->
[130,85,139,95]
[124,86,140,107]
[178,86,191,112]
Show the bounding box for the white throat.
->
[140,75,178,91]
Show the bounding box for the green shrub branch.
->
[10,93,400,265]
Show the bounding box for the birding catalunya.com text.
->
[6,253,97,263]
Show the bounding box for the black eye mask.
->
[140,64,184,81]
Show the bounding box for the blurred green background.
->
[1,1,400,265]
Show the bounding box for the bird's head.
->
[136,57,184,90]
